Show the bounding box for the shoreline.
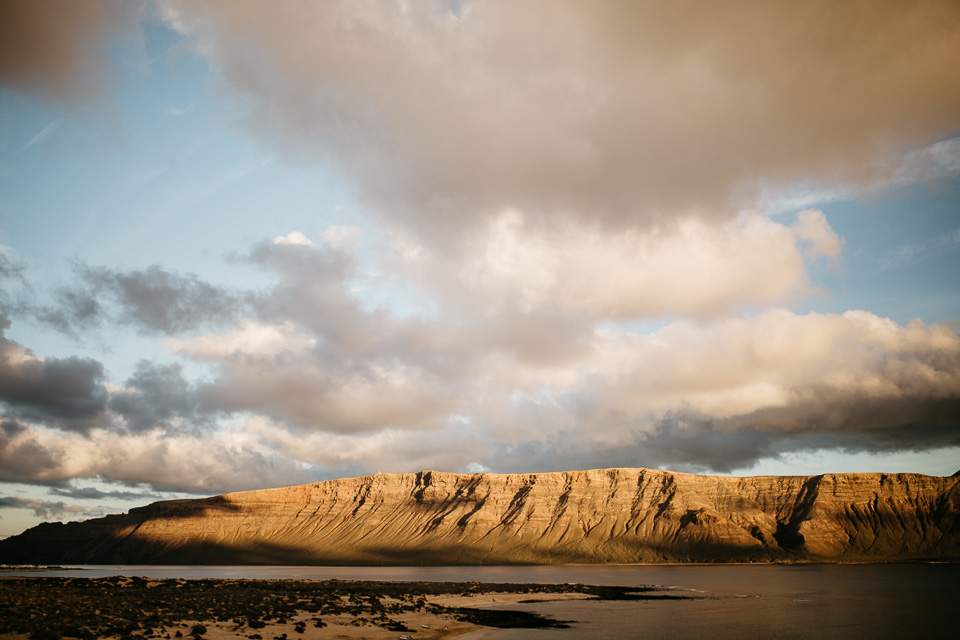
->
[0,577,684,640]
[3,558,957,570]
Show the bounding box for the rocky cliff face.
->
[2,468,958,565]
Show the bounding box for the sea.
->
[5,563,958,639]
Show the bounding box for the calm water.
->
[5,564,958,639]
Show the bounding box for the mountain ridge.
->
[2,467,958,565]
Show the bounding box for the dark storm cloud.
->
[0,429,65,485]
[631,418,786,474]
[49,485,155,501]
[477,406,960,477]
[0,419,26,437]
[0,0,139,105]
[37,242,360,349]
[0,496,101,519]
[0,320,314,493]
[34,287,104,339]
[0,319,208,437]
[82,263,242,334]
[36,263,244,336]
[626,397,960,474]
[109,360,207,433]
[0,317,108,432]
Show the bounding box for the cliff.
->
[2,468,958,565]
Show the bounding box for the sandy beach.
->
[155,592,589,640]
[0,577,630,640]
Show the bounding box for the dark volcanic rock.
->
[1,468,958,564]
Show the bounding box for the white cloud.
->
[753,136,960,214]
[0,496,100,520]
[320,225,359,248]
[166,321,317,359]
[165,104,192,116]
[879,227,960,271]
[0,422,311,493]
[199,353,456,433]
[273,231,315,248]
[792,209,845,260]
[402,209,841,320]
[19,117,63,152]
[575,309,960,425]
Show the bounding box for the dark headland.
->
[2,468,958,565]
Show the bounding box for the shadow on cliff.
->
[125,495,244,521]
[0,496,244,565]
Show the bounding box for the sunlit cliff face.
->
[2,469,957,565]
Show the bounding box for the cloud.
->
[108,360,207,434]
[242,238,378,351]
[0,317,109,432]
[168,319,458,434]
[1,419,26,437]
[0,422,313,494]
[879,227,960,271]
[892,136,960,186]
[165,103,192,116]
[195,355,457,436]
[36,263,243,336]
[320,226,360,249]
[0,0,140,105]
[164,259,960,473]
[629,408,960,474]
[3,206,957,494]
[166,321,316,360]
[197,351,458,433]
[244,416,492,477]
[49,485,154,501]
[168,238,590,432]
[19,117,64,152]
[273,231,315,248]
[0,496,101,520]
[792,210,845,260]
[159,0,960,240]
[0,1,956,504]
[3,292,959,489]
[0,252,28,316]
[0,253,26,284]
[0,322,204,439]
[579,310,960,422]
[500,309,960,472]
[399,209,842,320]
[757,137,960,215]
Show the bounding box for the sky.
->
[0,0,959,538]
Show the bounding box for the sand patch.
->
[428,591,591,608]
[0,577,656,640]
[95,612,478,640]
